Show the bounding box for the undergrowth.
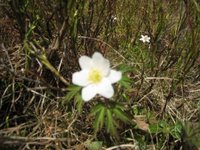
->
[0,0,200,149]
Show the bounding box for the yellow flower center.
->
[88,68,102,84]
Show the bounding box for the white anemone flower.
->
[72,52,122,101]
[139,35,150,43]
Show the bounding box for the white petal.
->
[92,52,104,60]
[82,85,98,101]
[146,37,150,42]
[107,70,122,84]
[139,37,144,42]
[72,70,89,86]
[92,52,110,76]
[79,56,93,69]
[97,78,114,98]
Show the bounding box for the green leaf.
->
[115,103,126,110]
[85,141,103,150]
[65,85,81,102]
[159,120,168,128]
[170,122,182,139]
[75,94,84,113]
[118,63,134,73]
[94,106,106,133]
[106,109,117,136]
[132,105,139,115]
[149,123,162,134]
[67,84,82,92]
[183,121,200,147]
[91,102,105,114]
[119,75,132,88]
[112,107,130,123]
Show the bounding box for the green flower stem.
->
[24,41,69,86]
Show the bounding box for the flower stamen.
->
[88,68,102,83]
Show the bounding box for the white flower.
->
[139,35,150,43]
[111,15,117,21]
[72,52,122,101]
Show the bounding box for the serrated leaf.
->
[119,75,132,88]
[94,106,106,133]
[115,103,126,110]
[118,64,133,73]
[91,102,105,114]
[106,109,117,136]
[65,85,81,102]
[112,107,130,123]
[67,85,82,92]
[75,94,83,113]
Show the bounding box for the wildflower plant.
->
[72,52,122,101]
[139,35,150,43]
[65,52,131,136]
